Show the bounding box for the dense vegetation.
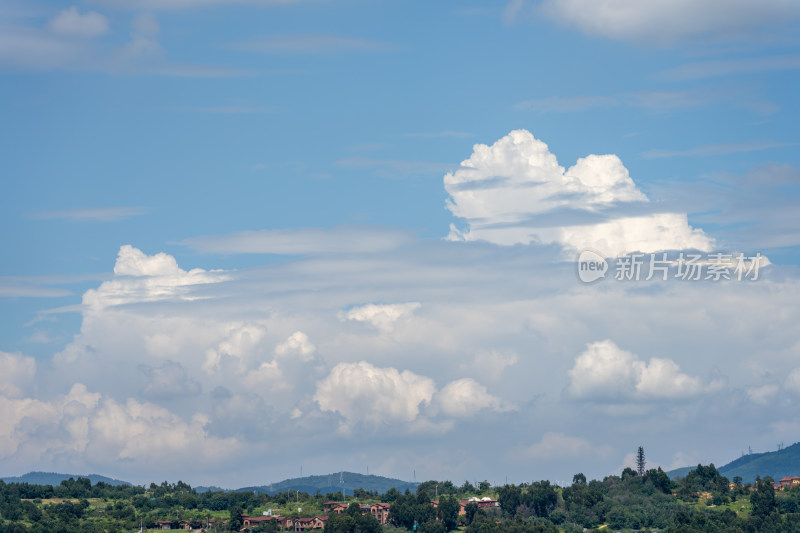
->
[2,464,800,532]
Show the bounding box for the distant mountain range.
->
[238,472,418,495]
[1,470,415,495]
[1,471,130,487]
[668,441,800,483]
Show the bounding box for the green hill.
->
[668,442,800,484]
[719,442,800,483]
[1,471,130,487]
[665,466,694,480]
[239,471,417,495]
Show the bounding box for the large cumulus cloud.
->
[313,362,509,433]
[566,339,720,402]
[445,130,713,256]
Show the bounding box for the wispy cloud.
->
[181,225,415,255]
[227,34,399,54]
[0,283,72,298]
[659,54,800,81]
[31,206,148,222]
[94,0,303,9]
[531,0,800,45]
[516,95,618,113]
[627,89,716,111]
[403,131,473,139]
[0,10,251,77]
[26,330,62,344]
[517,88,774,115]
[142,65,256,78]
[337,157,452,178]
[643,141,797,159]
[171,105,275,114]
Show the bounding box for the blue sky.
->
[1,0,800,488]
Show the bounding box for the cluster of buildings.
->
[775,476,800,491]
[239,497,499,531]
[240,502,392,531]
[150,496,500,531]
[241,514,328,531]
[433,497,500,516]
[733,475,800,492]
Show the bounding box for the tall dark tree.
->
[750,476,777,518]
[524,481,557,518]
[636,446,646,477]
[463,502,479,525]
[436,496,460,531]
[497,485,522,516]
[228,504,244,531]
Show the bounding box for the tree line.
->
[3,465,800,532]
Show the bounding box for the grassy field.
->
[683,494,752,517]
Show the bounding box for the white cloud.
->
[341,302,421,332]
[114,245,181,276]
[336,157,452,178]
[404,131,473,139]
[0,382,238,467]
[526,432,610,459]
[554,213,712,257]
[83,245,227,310]
[517,95,619,113]
[659,54,800,81]
[0,395,58,459]
[275,331,316,360]
[228,34,398,54]
[434,378,511,417]
[48,7,109,37]
[181,225,414,255]
[534,0,800,44]
[468,350,519,382]
[313,362,436,428]
[13,237,800,483]
[0,351,36,399]
[0,10,247,77]
[203,323,267,374]
[646,162,800,250]
[0,282,72,298]
[313,362,510,434]
[748,383,780,405]
[643,141,796,159]
[785,368,800,395]
[31,206,147,221]
[567,340,640,399]
[95,0,302,10]
[87,396,233,463]
[445,129,712,256]
[518,88,777,117]
[637,358,705,399]
[567,340,704,401]
[243,331,325,401]
[139,361,202,399]
[132,13,159,38]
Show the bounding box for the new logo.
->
[577,249,608,283]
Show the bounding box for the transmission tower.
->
[636,446,646,476]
